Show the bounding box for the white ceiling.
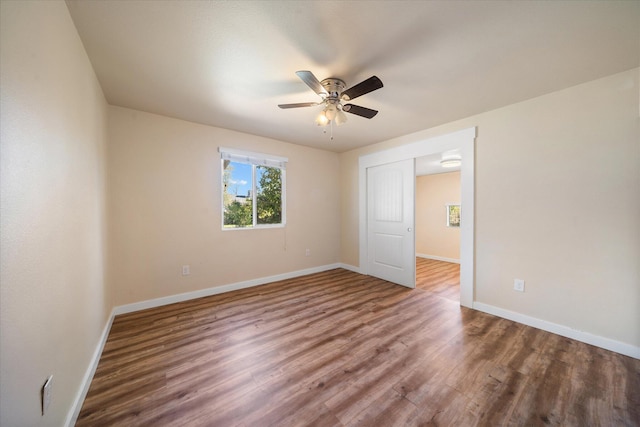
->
[66,1,639,153]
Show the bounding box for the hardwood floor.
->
[77,259,640,426]
[415,257,460,303]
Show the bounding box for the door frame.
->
[358,127,476,307]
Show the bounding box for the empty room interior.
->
[1,1,639,426]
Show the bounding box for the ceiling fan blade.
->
[341,76,383,101]
[295,70,328,96]
[343,104,378,119]
[278,102,321,109]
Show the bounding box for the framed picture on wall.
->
[446,204,460,227]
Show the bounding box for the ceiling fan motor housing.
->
[321,78,346,101]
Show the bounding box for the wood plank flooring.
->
[77,258,640,426]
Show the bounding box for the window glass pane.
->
[256,166,282,225]
[223,160,253,228]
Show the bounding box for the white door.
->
[367,159,415,288]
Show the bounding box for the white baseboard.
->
[416,253,460,264]
[473,302,640,360]
[338,263,361,274]
[113,263,343,315]
[65,309,116,427]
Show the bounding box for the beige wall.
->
[416,172,461,260]
[0,1,110,426]
[340,68,640,349]
[107,106,341,306]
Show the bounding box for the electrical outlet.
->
[305,249,310,256]
[42,375,52,415]
[182,265,190,276]
[514,279,525,292]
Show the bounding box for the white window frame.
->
[219,147,287,230]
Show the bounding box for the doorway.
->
[415,154,461,302]
[358,127,475,308]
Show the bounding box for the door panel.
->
[372,233,404,269]
[367,159,415,288]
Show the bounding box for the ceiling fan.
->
[278,71,383,127]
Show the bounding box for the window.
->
[219,147,286,229]
[446,204,460,227]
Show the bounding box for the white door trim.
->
[358,127,476,307]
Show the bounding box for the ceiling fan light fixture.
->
[325,104,338,121]
[335,109,347,126]
[441,158,461,168]
[315,110,329,126]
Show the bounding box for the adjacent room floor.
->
[76,259,639,426]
